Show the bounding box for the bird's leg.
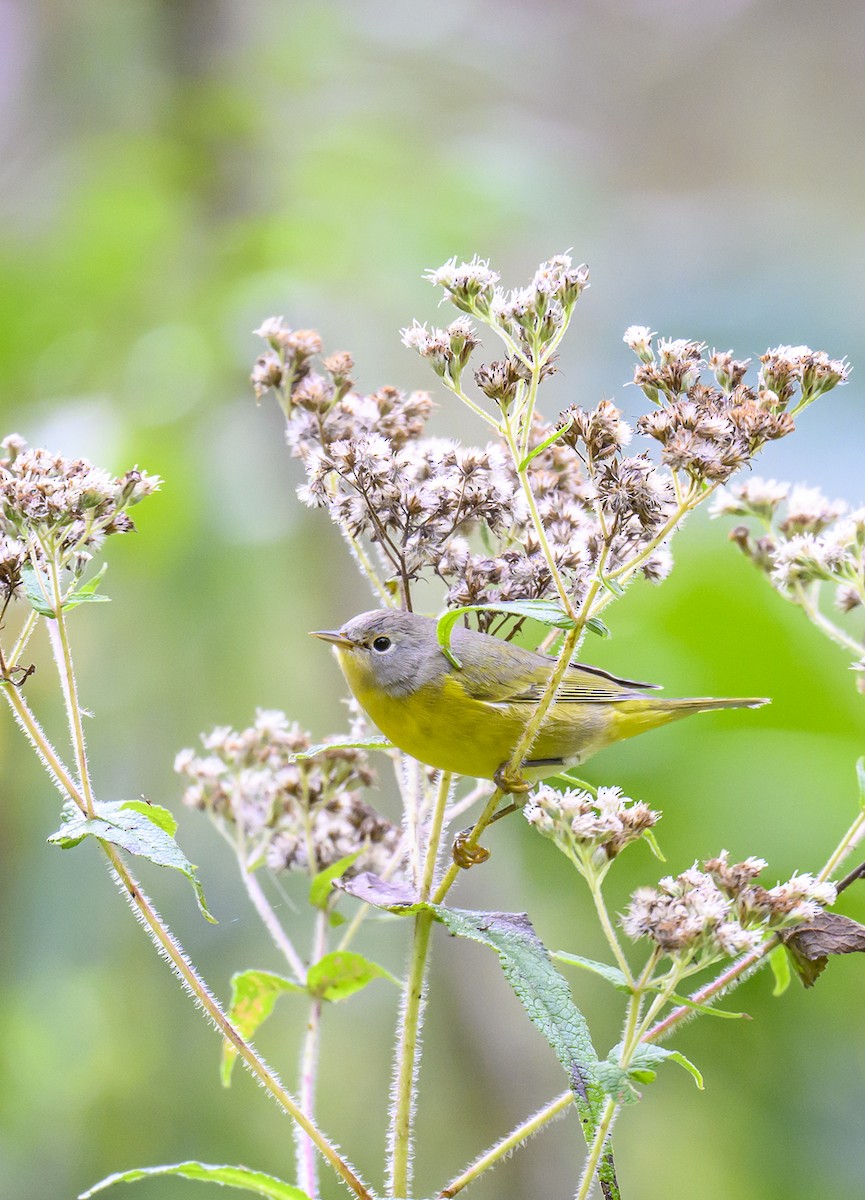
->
[450,765,531,869]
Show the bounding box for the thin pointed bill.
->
[310,629,355,648]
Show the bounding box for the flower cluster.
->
[525,783,659,863]
[424,253,589,361]
[0,434,160,597]
[627,332,849,486]
[175,709,402,878]
[711,479,865,680]
[253,257,847,626]
[621,852,836,962]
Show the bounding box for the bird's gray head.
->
[311,609,444,696]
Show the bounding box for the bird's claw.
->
[452,827,491,869]
[494,763,530,795]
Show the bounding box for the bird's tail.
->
[610,695,769,743]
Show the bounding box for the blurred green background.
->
[2,2,865,1198]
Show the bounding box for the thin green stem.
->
[440,375,501,429]
[1,675,85,808]
[388,908,435,1198]
[584,869,634,987]
[238,860,307,982]
[47,558,96,816]
[438,1091,574,1198]
[420,772,453,902]
[574,1097,618,1200]
[793,582,863,656]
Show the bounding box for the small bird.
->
[311,610,768,787]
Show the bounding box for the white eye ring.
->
[372,636,392,652]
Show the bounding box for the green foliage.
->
[79,1161,310,1200]
[48,800,215,922]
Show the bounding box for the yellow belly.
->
[348,672,611,781]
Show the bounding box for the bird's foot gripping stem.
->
[493,762,530,796]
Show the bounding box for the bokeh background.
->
[2,2,865,1198]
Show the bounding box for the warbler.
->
[312,610,768,786]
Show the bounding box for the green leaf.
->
[585,616,611,639]
[62,563,111,611]
[306,950,397,1002]
[641,828,666,862]
[517,414,575,472]
[599,575,625,597]
[769,943,792,996]
[338,874,605,1131]
[78,1161,310,1199]
[553,952,630,991]
[294,735,393,760]
[21,562,111,617]
[221,970,303,1087]
[21,564,55,616]
[597,1042,703,1105]
[436,600,577,669]
[662,992,747,1020]
[309,851,363,910]
[48,800,215,923]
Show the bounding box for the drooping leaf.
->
[306,950,397,1002]
[78,1160,309,1199]
[221,970,303,1087]
[48,800,215,922]
[309,851,363,910]
[782,911,865,988]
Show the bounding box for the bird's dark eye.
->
[372,636,392,652]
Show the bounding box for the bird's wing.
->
[456,655,661,706]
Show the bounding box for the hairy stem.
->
[388,908,434,1198]
[297,908,328,1199]
[438,1092,574,1197]
[106,846,373,1199]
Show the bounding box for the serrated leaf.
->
[768,942,792,996]
[554,952,630,991]
[306,950,396,1002]
[294,736,393,760]
[309,851,363,910]
[221,970,303,1086]
[121,800,177,837]
[78,1160,309,1199]
[337,873,605,1130]
[517,415,575,472]
[48,800,215,923]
